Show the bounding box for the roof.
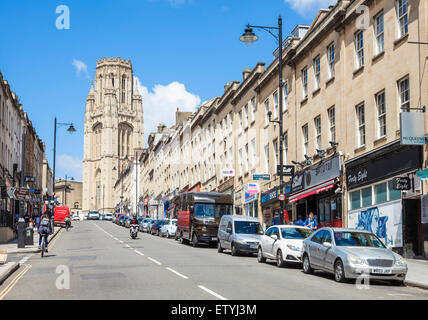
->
[220,215,260,222]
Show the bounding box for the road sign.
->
[277,165,294,176]
[8,187,16,199]
[253,174,270,181]
[278,194,286,201]
[25,176,35,183]
[34,189,42,195]
[13,188,30,201]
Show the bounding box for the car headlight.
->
[395,257,407,267]
[236,239,247,244]
[202,226,207,231]
[348,255,367,265]
[286,244,301,252]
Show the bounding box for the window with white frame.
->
[283,132,288,165]
[244,104,249,128]
[314,116,321,150]
[245,143,249,173]
[355,31,364,68]
[265,100,270,126]
[229,112,233,134]
[399,77,410,112]
[397,0,408,38]
[225,149,228,168]
[229,147,233,166]
[239,110,243,132]
[314,56,320,90]
[264,144,269,173]
[376,91,386,138]
[356,103,366,147]
[238,148,243,176]
[251,97,256,122]
[375,13,385,54]
[273,91,279,118]
[302,124,308,158]
[302,67,308,98]
[251,138,256,168]
[283,80,288,111]
[274,139,278,170]
[327,43,335,78]
[328,107,336,143]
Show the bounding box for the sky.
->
[0,0,336,181]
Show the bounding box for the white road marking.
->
[125,244,131,248]
[198,285,228,300]
[134,250,144,256]
[19,256,30,264]
[388,293,414,297]
[166,267,188,279]
[148,257,162,265]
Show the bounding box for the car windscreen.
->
[194,203,233,218]
[164,220,170,225]
[234,221,263,235]
[172,220,177,226]
[334,231,386,248]
[281,227,313,239]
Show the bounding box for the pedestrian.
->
[271,212,281,226]
[35,215,41,230]
[304,212,318,231]
[294,215,305,226]
[283,209,290,224]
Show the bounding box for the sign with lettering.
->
[253,174,270,181]
[222,168,235,177]
[277,165,294,177]
[292,173,304,193]
[400,112,425,145]
[304,156,341,189]
[392,177,411,191]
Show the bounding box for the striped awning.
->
[289,179,336,204]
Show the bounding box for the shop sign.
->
[261,183,291,205]
[400,112,425,145]
[277,165,294,176]
[253,174,270,181]
[421,195,428,224]
[222,168,235,177]
[346,145,421,189]
[416,169,428,181]
[347,199,403,248]
[305,156,340,189]
[292,173,304,193]
[245,183,259,194]
[244,192,257,203]
[392,177,411,191]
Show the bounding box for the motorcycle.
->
[130,224,139,239]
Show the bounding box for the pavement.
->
[0,226,62,286]
[405,259,428,290]
[0,220,427,300]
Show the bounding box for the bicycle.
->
[40,236,47,258]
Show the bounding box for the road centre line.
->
[134,250,144,256]
[198,285,228,300]
[148,257,162,265]
[166,267,188,279]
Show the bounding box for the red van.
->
[54,206,70,227]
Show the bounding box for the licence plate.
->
[212,237,217,241]
[249,244,256,249]
[372,268,392,274]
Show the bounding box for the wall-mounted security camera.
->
[334,187,342,194]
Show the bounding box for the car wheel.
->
[334,259,346,283]
[192,233,199,247]
[276,249,286,268]
[231,243,239,256]
[302,254,313,274]
[180,232,186,244]
[257,247,266,263]
[217,241,223,253]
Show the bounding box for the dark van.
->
[173,192,233,247]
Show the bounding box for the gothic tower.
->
[82,57,144,213]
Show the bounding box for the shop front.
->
[260,182,291,228]
[345,142,423,257]
[244,183,259,218]
[234,186,243,215]
[289,155,343,228]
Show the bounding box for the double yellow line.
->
[0,264,32,300]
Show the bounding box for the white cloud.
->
[284,0,336,15]
[72,58,90,80]
[134,77,201,144]
[57,154,83,181]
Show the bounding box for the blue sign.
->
[253,174,270,181]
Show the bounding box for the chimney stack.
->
[243,69,252,81]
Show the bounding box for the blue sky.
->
[0,0,334,181]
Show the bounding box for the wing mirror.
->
[226,227,232,234]
[323,242,332,248]
[271,234,278,241]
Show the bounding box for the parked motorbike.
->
[130,224,139,239]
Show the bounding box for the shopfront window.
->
[318,200,325,223]
[374,182,387,204]
[361,187,372,207]
[318,195,341,223]
[388,180,402,201]
[350,190,360,210]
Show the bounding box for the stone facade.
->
[82,57,144,214]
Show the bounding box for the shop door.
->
[403,199,422,257]
[296,202,307,220]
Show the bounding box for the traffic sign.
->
[25,176,35,183]
[278,194,286,201]
[8,187,16,199]
[13,188,30,201]
[253,174,270,181]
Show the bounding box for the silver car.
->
[302,228,407,285]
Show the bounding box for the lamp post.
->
[240,16,286,224]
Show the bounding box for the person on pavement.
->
[294,215,305,226]
[38,213,51,252]
[271,212,281,226]
[304,212,318,231]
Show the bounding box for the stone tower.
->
[82,57,144,214]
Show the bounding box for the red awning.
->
[289,180,335,204]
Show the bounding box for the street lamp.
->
[241,16,286,224]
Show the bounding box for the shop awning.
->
[289,179,335,204]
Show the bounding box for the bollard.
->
[17,218,26,248]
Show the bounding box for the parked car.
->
[72,214,80,221]
[147,219,157,233]
[88,211,100,220]
[150,220,164,235]
[218,215,263,256]
[160,219,177,238]
[257,225,313,267]
[301,228,408,284]
[104,213,113,221]
[118,215,127,226]
[140,218,152,232]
